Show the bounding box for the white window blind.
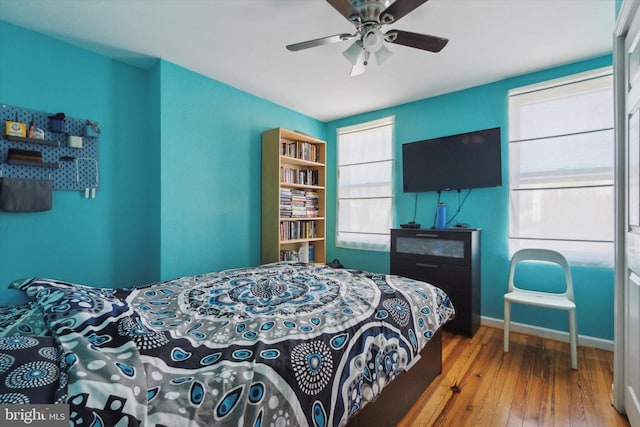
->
[508,68,614,267]
[337,117,394,251]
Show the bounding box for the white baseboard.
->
[481,315,614,352]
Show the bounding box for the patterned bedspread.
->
[6,262,454,426]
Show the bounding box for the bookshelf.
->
[262,128,326,264]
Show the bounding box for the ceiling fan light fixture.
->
[343,40,364,66]
[374,44,393,65]
[363,28,385,53]
[351,50,370,76]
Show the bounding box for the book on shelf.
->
[305,191,319,217]
[280,167,319,186]
[279,188,319,218]
[279,220,317,241]
[279,243,315,262]
[308,244,315,262]
[290,190,306,218]
[280,139,319,162]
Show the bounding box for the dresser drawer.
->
[391,231,471,265]
[390,257,470,294]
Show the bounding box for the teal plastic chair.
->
[503,248,578,369]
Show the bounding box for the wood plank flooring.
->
[398,326,629,427]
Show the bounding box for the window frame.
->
[336,116,395,251]
[508,67,614,267]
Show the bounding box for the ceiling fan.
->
[286,0,448,76]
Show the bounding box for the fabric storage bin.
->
[48,113,66,133]
[49,118,65,133]
[0,178,52,212]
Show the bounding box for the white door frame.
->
[614,1,640,423]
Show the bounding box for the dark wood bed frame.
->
[346,329,442,427]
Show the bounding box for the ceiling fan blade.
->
[326,0,363,22]
[286,33,356,51]
[385,30,448,52]
[379,0,429,24]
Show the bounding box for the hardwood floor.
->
[398,326,630,427]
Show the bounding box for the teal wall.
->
[155,60,324,279]
[0,22,156,304]
[325,55,614,340]
[0,20,615,341]
[0,21,323,303]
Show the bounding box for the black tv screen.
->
[402,127,502,192]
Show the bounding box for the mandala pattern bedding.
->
[2,262,455,426]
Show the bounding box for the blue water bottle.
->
[436,203,447,230]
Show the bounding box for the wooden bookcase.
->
[261,128,326,264]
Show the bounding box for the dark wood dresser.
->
[390,228,481,337]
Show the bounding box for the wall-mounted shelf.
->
[1,103,99,191]
[6,135,60,147]
[6,159,59,169]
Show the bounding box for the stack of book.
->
[305,191,319,217]
[280,188,292,218]
[280,189,319,219]
[290,190,307,218]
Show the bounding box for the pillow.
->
[0,336,61,404]
[0,302,50,337]
[11,278,128,335]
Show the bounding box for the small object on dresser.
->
[436,202,447,230]
[400,222,420,228]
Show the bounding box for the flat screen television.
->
[402,127,502,192]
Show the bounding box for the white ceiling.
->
[0,0,615,122]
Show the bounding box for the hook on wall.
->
[75,157,99,199]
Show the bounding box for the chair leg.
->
[569,309,578,369]
[504,299,511,353]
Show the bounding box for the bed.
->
[0,262,454,426]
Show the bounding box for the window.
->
[508,67,614,267]
[337,117,394,251]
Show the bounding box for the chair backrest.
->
[507,248,574,301]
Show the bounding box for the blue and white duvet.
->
[9,262,454,426]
